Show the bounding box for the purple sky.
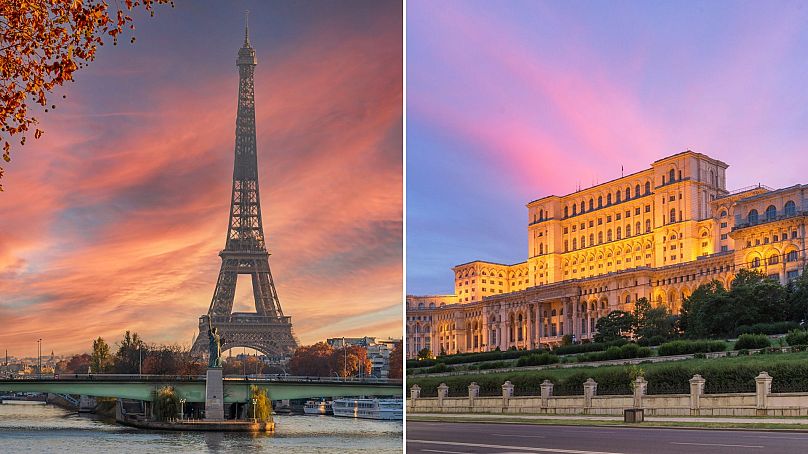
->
[407,0,808,295]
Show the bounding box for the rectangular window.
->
[589,221,594,228]
[616,213,622,220]
[788,270,799,281]
[564,227,569,234]
[721,233,728,240]
[598,218,603,225]
[669,195,675,202]
[626,210,631,218]
[721,245,728,252]
[645,205,651,213]
[635,207,641,215]
[720,222,727,228]
[606,215,612,222]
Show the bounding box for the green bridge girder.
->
[0,378,402,403]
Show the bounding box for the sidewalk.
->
[409,412,808,425]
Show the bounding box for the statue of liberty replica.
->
[207,317,223,368]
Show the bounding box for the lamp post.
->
[37,338,42,379]
[343,337,347,380]
[252,398,257,421]
[137,344,142,377]
[180,398,186,421]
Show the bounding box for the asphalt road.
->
[407,421,808,454]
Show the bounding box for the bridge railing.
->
[1,373,403,385]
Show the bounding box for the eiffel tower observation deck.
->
[191,19,299,360]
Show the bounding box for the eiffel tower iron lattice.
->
[191,19,298,360]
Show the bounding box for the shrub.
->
[734,334,771,350]
[657,340,727,356]
[785,330,808,347]
[576,343,651,362]
[517,353,560,367]
[735,321,801,336]
[426,363,448,373]
[478,361,508,370]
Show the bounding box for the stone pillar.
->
[437,383,449,407]
[632,377,647,408]
[468,382,480,409]
[540,379,554,408]
[502,380,514,408]
[755,371,773,412]
[583,378,598,408]
[689,374,705,412]
[410,384,421,401]
[205,367,224,420]
[499,310,508,350]
[482,319,489,351]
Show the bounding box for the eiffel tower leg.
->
[210,262,237,316]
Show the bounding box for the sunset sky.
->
[407,0,808,295]
[0,0,402,357]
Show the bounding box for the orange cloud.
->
[0,21,402,356]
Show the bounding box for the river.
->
[0,402,403,453]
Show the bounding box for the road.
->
[407,421,808,453]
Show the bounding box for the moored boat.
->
[331,398,402,420]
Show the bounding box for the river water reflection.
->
[0,402,403,453]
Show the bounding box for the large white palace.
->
[406,151,808,358]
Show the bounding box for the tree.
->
[245,385,272,422]
[64,353,90,374]
[114,330,145,373]
[333,345,373,379]
[288,342,335,377]
[152,386,179,421]
[0,0,173,190]
[417,348,433,360]
[633,297,675,341]
[387,342,402,379]
[142,344,181,375]
[90,337,112,373]
[594,310,633,343]
[786,266,808,323]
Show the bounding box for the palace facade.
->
[406,151,808,358]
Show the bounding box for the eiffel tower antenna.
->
[192,22,298,359]
[244,10,250,46]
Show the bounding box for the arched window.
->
[580,201,585,213]
[589,234,594,245]
[625,294,630,304]
[551,309,557,317]
[616,191,621,203]
[581,236,586,248]
[539,243,544,255]
[787,251,798,262]
[768,255,779,265]
[589,198,594,211]
[418,303,425,309]
[598,232,603,244]
[626,224,631,236]
[607,229,612,241]
[785,201,796,217]
[669,208,676,223]
[710,170,714,186]
[645,219,651,233]
[572,238,577,250]
[748,209,759,224]
[625,187,631,200]
[644,181,651,194]
[765,205,776,221]
[564,206,569,218]
[635,222,641,234]
[752,257,761,268]
[539,209,544,221]
[572,205,577,216]
[669,169,675,182]
[720,210,727,218]
[635,184,641,197]
[617,227,622,240]
[598,196,603,208]
[606,194,612,205]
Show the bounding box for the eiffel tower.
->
[191,19,298,360]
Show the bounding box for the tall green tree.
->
[594,310,633,342]
[114,331,146,374]
[633,297,676,341]
[785,266,808,323]
[90,337,112,373]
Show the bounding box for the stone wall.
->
[408,371,808,417]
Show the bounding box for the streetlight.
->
[252,398,257,421]
[342,337,347,380]
[180,398,186,420]
[136,344,142,377]
[37,339,42,379]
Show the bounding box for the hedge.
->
[516,352,560,367]
[576,343,652,362]
[735,321,801,336]
[657,340,727,356]
[409,356,808,397]
[786,330,808,347]
[552,339,627,356]
[734,334,771,350]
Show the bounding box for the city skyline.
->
[0,0,403,356]
[407,0,808,295]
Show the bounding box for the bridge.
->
[0,375,402,403]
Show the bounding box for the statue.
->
[207,316,223,368]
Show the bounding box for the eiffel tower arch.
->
[191,20,298,360]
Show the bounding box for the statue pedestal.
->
[205,368,224,420]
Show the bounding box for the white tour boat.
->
[303,399,332,415]
[331,397,403,420]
